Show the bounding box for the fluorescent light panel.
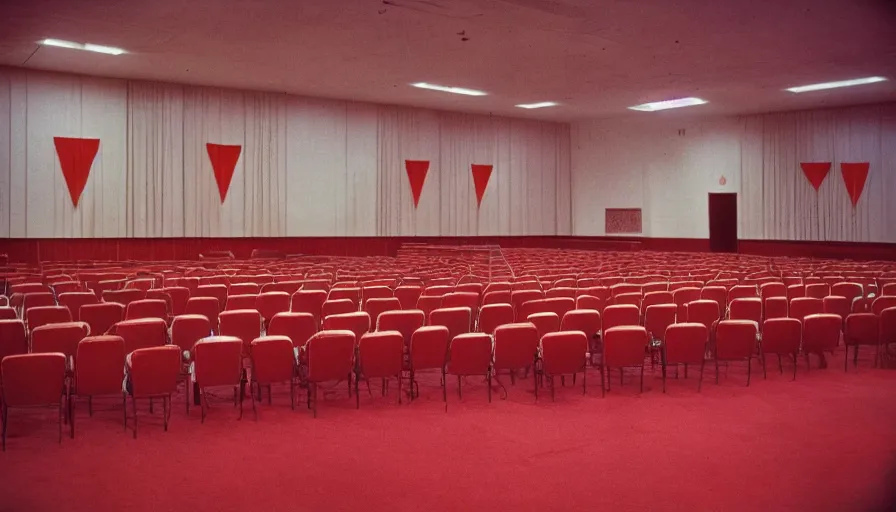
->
[785,76,887,93]
[411,82,487,96]
[628,97,707,111]
[516,101,559,109]
[41,39,125,55]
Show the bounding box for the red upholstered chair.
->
[662,323,708,392]
[328,287,361,308]
[302,279,331,292]
[125,299,169,323]
[761,318,802,380]
[442,291,480,315]
[561,309,601,346]
[789,297,824,322]
[521,297,576,323]
[193,336,245,422]
[831,282,863,303]
[823,295,850,327]
[700,286,728,315]
[871,296,896,316]
[194,285,228,310]
[613,292,642,308]
[429,307,472,342]
[672,287,701,320]
[546,287,577,299]
[844,313,880,371]
[802,314,841,369]
[363,297,402,328]
[0,320,27,363]
[323,312,371,341]
[642,291,673,312]
[786,284,806,300]
[171,315,212,356]
[511,290,543,321]
[728,285,759,301]
[422,285,454,297]
[321,299,357,321]
[301,330,356,417]
[225,294,258,312]
[447,332,493,403]
[1,353,67,450]
[684,300,720,332]
[184,297,221,334]
[729,298,761,324]
[540,331,588,400]
[575,295,605,312]
[644,304,676,344]
[483,290,511,306]
[493,323,539,393]
[125,345,180,437]
[715,320,759,386]
[880,307,896,358]
[57,292,99,321]
[478,304,514,335]
[31,322,90,366]
[102,289,145,308]
[602,304,640,331]
[0,307,16,320]
[229,282,259,295]
[763,297,788,320]
[527,312,560,340]
[159,287,190,316]
[256,292,291,328]
[805,283,830,299]
[113,318,168,355]
[268,312,318,349]
[361,286,394,304]
[416,295,443,322]
[26,306,72,332]
[249,336,297,417]
[72,335,125,428]
[600,326,648,396]
[760,282,786,299]
[408,326,450,402]
[22,292,56,315]
[218,309,263,357]
[77,302,124,336]
[291,290,328,326]
[356,331,405,406]
[375,309,424,351]
[394,285,423,310]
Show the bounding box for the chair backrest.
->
[429,307,472,341]
[559,309,601,339]
[194,284,228,309]
[218,309,263,353]
[601,326,648,368]
[786,284,805,300]
[527,312,560,340]
[822,295,850,325]
[394,285,423,310]
[493,322,539,371]
[802,314,841,353]
[763,296,788,320]
[129,346,181,397]
[442,292,480,313]
[113,318,168,354]
[358,331,404,378]
[880,307,896,346]
[256,292,291,325]
[518,297,575,324]
[804,283,830,299]
[250,336,295,385]
[375,309,425,348]
[0,307,15,320]
[268,312,318,348]
[541,331,588,375]
[545,287,577,299]
[664,323,708,365]
[1,353,66,407]
[229,282,260,295]
[361,286,394,304]
[788,297,824,321]
[22,292,57,314]
[613,292,642,308]
[844,313,879,346]
[416,295,443,321]
[610,283,641,297]
[102,289,146,308]
[644,304,677,342]
[305,330,356,383]
[760,282,786,299]
[322,312,371,341]
[0,319,27,362]
[831,282,863,303]
[715,320,758,360]
[57,291,99,321]
[31,322,90,358]
[728,285,759,301]
[447,332,492,376]
[79,302,124,336]
[125,299,169,322]
[184,297,221,333]
[225,294,258,312]
[193,336,244,388]
[575,295,605,312]
[642,291,673,311]
[511,290,544,320]
[871,296,896,316]
[684,300,720,329]
[482,290,511,306]
[602,304,640,331]
[422,285,454,297]
[672,287,701,318]
[291,290,328,325]
[321,299,357,320]
[328,287,361,307]
[159,287,191,316]
[75,335,125,396]
[170,314,212,354]
[410,325,450,371]
[25,306,73,331]
[761,317,802,354]
[700,286,728,313]
[729,298,761,323]
[363,297,402,327]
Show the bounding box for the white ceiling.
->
[2,0,895,122]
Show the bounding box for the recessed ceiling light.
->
[785,76,887,93]
[628,97,708,112]
[515,102,559,109]
[41,39,126,55]
[411,82,487,96]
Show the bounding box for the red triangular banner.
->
[800,162,831,191]
[471,164,493,207]
[206,143,242,203]
[53,137,100,208]
[404,160,429,208]
[840,162,870,208]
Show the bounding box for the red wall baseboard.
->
[0,236,892,263]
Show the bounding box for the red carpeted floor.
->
[2,351,896,512]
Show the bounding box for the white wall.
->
[571,103,896,242]
[0,67,571,238]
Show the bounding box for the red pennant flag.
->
[840,162,870,208]
[800,162,831,191]
[471,164,493,207]
[206,143,242,203]
[53,137,100,208]
[404,160,429,208]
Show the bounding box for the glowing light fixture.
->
[628,97,707,112]
[411,82,487,96]
[41,39,126,55]
[516,101,559,109]
[785,76,887,93]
